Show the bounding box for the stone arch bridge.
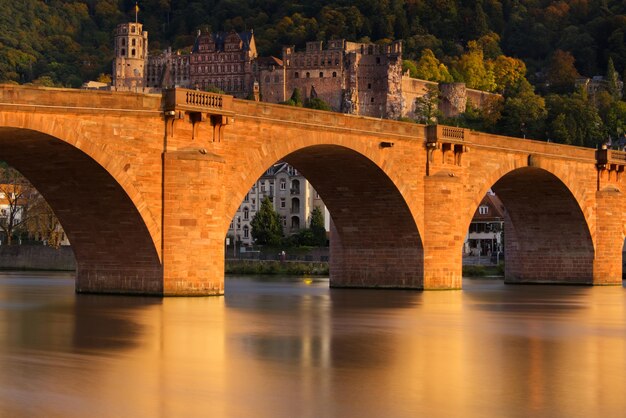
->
[0,85,623,295]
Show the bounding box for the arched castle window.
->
[131,49,136,57]
[121,38,126,46]
[332,72,337,77]
[319,72,323,78]
[132,39,136,46]
[121,48,126,56]
[306,72,310,78]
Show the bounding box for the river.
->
[0,272,624,417]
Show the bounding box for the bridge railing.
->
[596,147,626,167]
[164,88,234,115]
[426,125,466,144]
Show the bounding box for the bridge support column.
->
[593,188,624,285]
[162,151,225,296]
[422,174,463,289]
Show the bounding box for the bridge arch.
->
[224,144,425,289]
[465,166,595,283]
[0,127,163,294]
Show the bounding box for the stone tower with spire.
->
[112,20,148,91]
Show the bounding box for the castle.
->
[110,22,498,119]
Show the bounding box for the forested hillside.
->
[2,0,626,145]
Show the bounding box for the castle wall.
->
[401,77,438,119]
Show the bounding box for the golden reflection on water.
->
[0,274,624,418]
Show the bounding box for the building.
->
[464,191,504,259]
[259,39,499,120]
[111,22,149,91]
[146,47,190,89]
[260,40,404,118]
[111,20,498,118]
[189,30,257,97]
[228,162,328,247]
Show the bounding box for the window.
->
[291,179,300,194]
[121,49,126,56]
[280,198,286,208]
[371,97,375,103]
[280,179,286,190]
[243,225,249,239]
[243,207,249,220]
[319,72,324,78]
[294,72,299,79]
[291,216,300,229]
[131,49,136,57]
[368,83,372,89]
[306,72,310,78]
[131,26,136,33]
[376,57,381,64]
[121,38,126,46]
[244,193,249,202]
[479,206,489,215]
[332,72,337,78]
[132,39,136,46]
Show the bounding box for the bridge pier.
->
[161,151,225,296]
[593,188,624,285]
[422,173,463,290]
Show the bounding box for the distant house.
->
[464,191,505,257]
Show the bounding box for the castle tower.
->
[112,22,148,91]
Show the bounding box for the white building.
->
[229,162,329,247]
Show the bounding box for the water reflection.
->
[0,273,624,418]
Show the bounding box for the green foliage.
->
[413,49,452,82]
[309,207,327,246]
[251,197,283,246]
[545,93,604,147]
[414,84,441,124]
[225,260,329,276]
[606,58,621,100]
[500,88,547,139]
[304,97,331,110]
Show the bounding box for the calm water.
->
[0,272,625,418]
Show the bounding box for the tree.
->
[309,207,326,246]
[0,166,36,245]
[492,55,527,94]
[414,49,452,82]
[305,97,331,110]
[499,87,547,140]
[606,58,621,100]
[546,50,580,93]
[414,84,441,124]
[25,193,65,248]
[282,88,304,107]
[452,41,496,91]
[545,93,604,147]
[250,196,283,246]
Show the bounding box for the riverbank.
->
[226,259,329,275]
[0,246,75,271]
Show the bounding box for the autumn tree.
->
[25,193,65,248]
[546,50,580,93]
[0,167,36,245]
[452,41,496,92]
[492,55,527,94]
[413,49,452,82]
